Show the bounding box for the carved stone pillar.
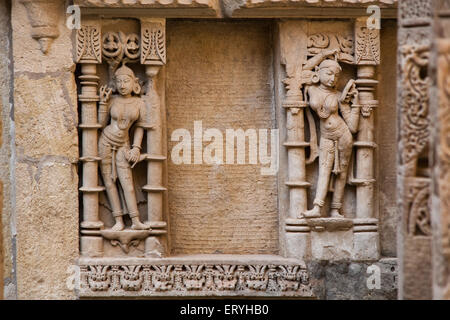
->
[277,21,311,260]
[140,18,168,257]
[397,0,433,300]
[76,23,104,257]
[352,17,380,261]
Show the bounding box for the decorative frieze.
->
[79,262,313,297]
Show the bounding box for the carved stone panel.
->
[397,0,433,300]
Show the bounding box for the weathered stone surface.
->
[166,21,278,255]
[11,0,79,299]
[0,0,13,300]
[308,258,397,300]
[11,1,74,73]
[5,0,449,302]
[15,162,79,299]
[74,0,222,17]
[14,74,78,160]
[227,0,398,18]
[378,19,398,258]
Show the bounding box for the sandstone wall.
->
[166,21,279,255]
[11,0,79,299]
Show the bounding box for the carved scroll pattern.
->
[400,44,432,237]
[406,178,431,236]
[76,26,101,63]
[400,45,431,166]
[79,264,313,296]
[307,33,354,63]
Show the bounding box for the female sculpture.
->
[301,49,360,218]
[98,64,151,231]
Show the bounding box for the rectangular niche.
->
[166,20,279,255]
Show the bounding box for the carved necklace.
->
[316,88,337,119]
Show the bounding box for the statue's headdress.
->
[318,59,342,73]
[114,63,136,78]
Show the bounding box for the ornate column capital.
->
[76,24,102,64]
[354,17,380,66]
[141,19,166,66]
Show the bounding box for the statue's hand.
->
[99,85,113,104]
[126,147,140,164]
[341,79,358,104]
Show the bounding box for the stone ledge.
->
[73,0,397,18]
[74,0,222,17]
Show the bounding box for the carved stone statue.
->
[301,49,360,219]
[98,64,151,231]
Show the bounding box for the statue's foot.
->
[111,220,125,231]
[330,209,344,218]
[131,220,151,230]
[300,206,321,219]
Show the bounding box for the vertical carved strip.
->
[76,24,104,257]
[140,18,168,258]
[352,17,380,261]
[277,21,311,260]
[398,0,433,300]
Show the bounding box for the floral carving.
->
[406,178,431,236]
[400,44,431,166]
[307,33,354,64]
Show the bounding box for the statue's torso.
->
[308,86,348,140]
[103,96,142,145]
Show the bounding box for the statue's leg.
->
[302,137,335,218]
[116,147,151,230]
[330,130,353,218]
[99,139,125,231]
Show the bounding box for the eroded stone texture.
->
[12,0,79,299]
[378,19,398,258]
[166,21,278,255]
[308,258,397,300]
[0,0,13,300]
